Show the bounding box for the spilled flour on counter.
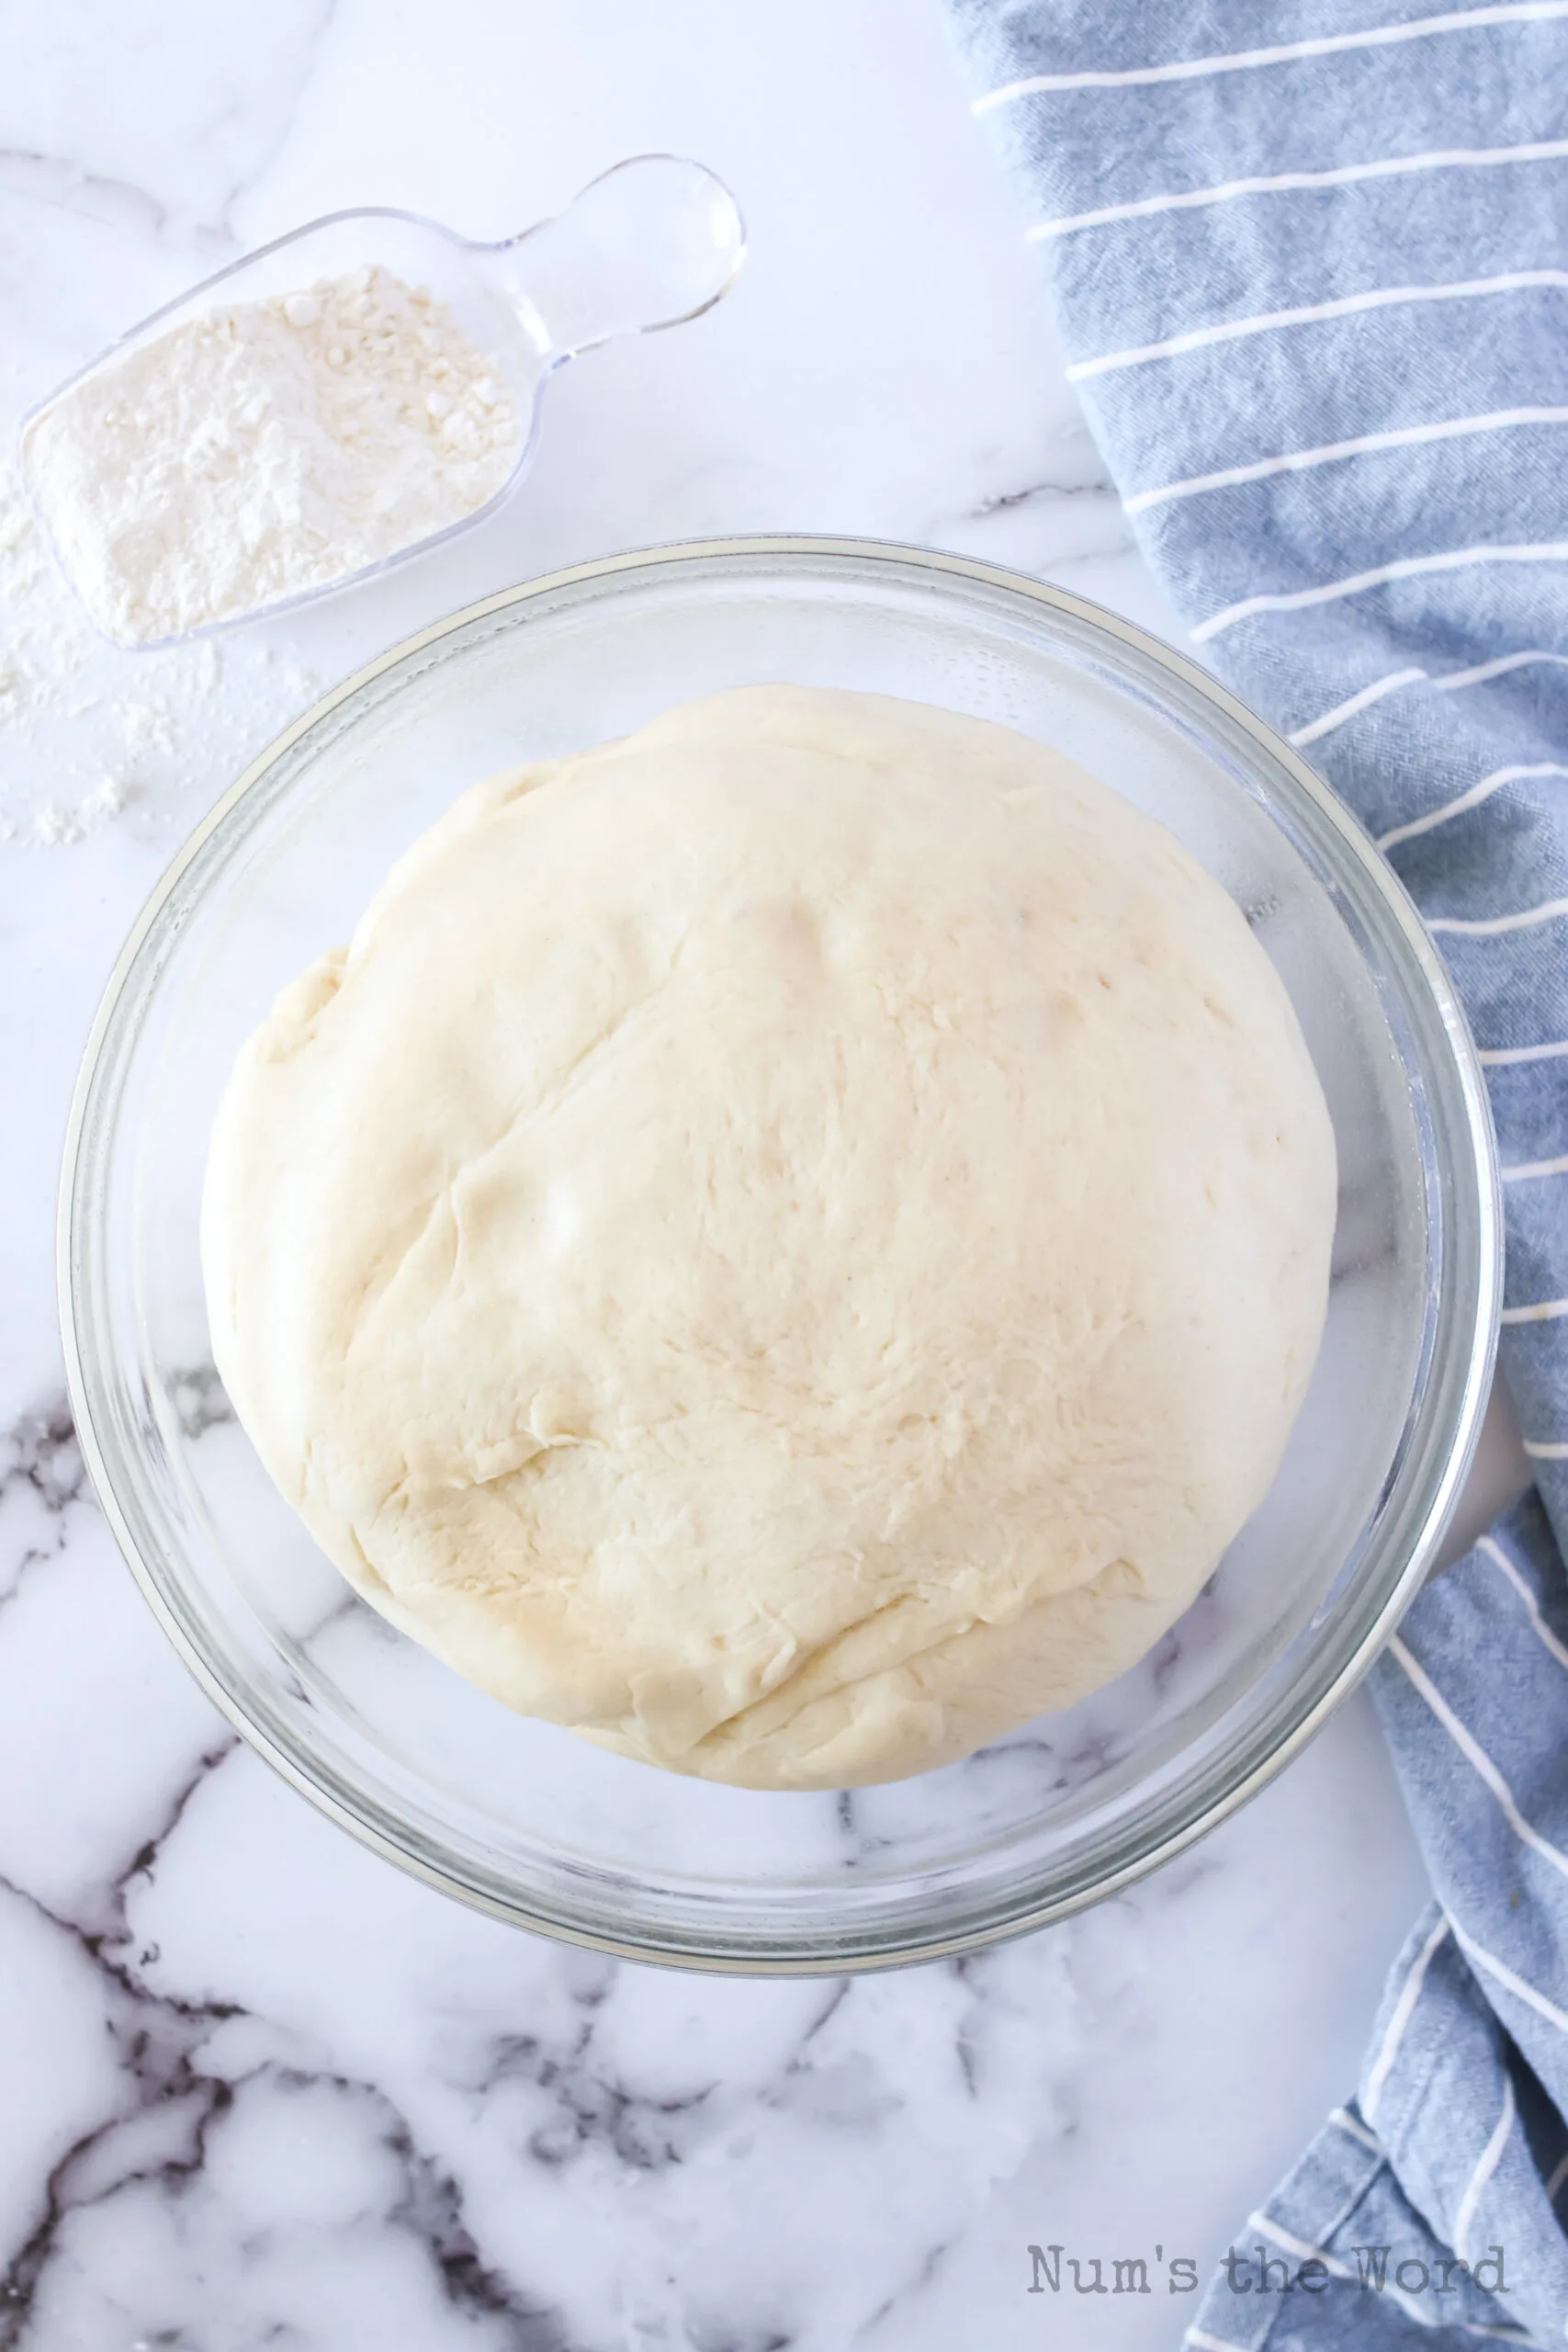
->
[21,266,520,645]
[0,463,321,849]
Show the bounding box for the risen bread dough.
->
[203,685,1337,1789]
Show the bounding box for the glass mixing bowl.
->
[59,538,1499,1973]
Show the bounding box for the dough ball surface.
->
[202,685,1337,1788]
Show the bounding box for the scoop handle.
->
[498,154,745,361]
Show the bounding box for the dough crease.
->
[202,684,1337,1787]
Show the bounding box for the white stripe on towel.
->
[1500,1296,1568,1323]
[1328,2103,1382,2152]
[1376,762,1568,848]
[1477,1535,1568,1668]
[1248,2214,1346,2267]
[1452,1917,1568,2033]
[1437,648,1568,690]
[1028,139,1568,243]
[976,3,1568,108]
[1454,2075,1516,2262]
[1481,1037,1568,1064]
[1501,1151,1568,1178]
[1067,271,1568,381]
[1364,1913,1451,2123]
[1126,409,1568,515]
[1290,647,1568,745]
[1392,1634,1568,1880]
[1289,668,1429,745]
[1432,899,1568,937]
[1524,1438,1568,1459]
[1194,542,1568,642]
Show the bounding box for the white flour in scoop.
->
[22,266,521,645]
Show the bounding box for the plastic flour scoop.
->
[17,154,746,648]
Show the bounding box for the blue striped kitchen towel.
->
[942,4,1568,2345]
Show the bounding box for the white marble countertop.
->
[0,4,1467,2345]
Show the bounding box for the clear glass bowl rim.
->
[58,535,1502,1973]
